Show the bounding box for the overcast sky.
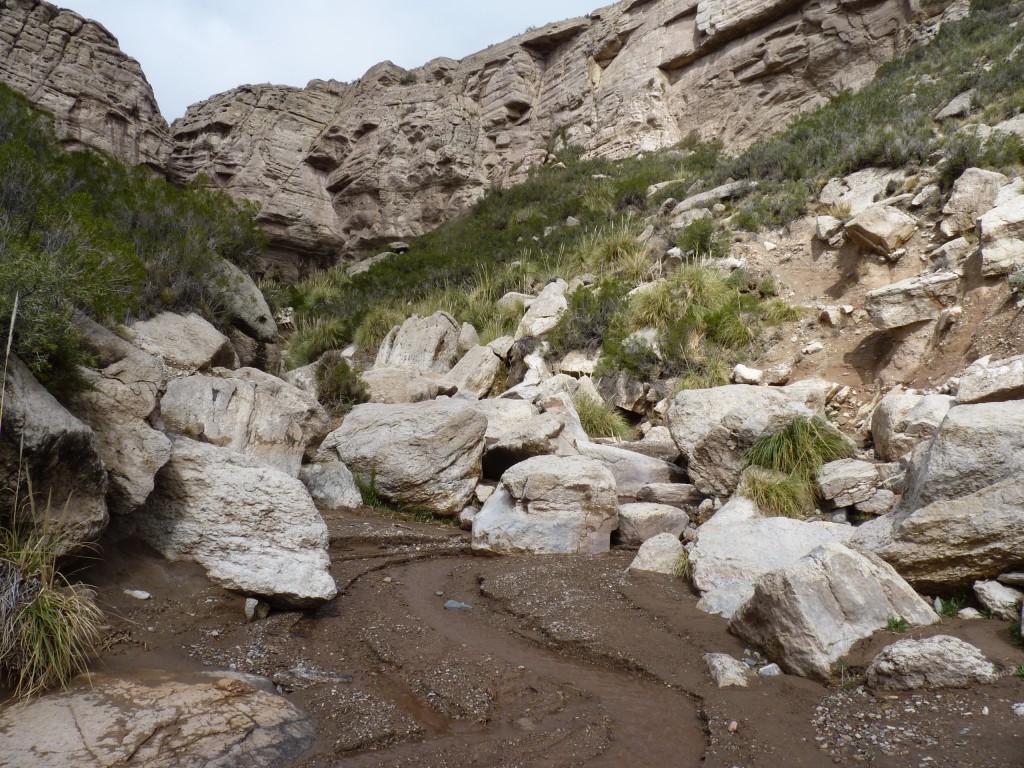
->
[66,1,605,121]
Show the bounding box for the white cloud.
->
[65,0,603,120]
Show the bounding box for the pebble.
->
[728,720,739,733]
[759,664,783,677]
[124,589,151,600]
[444,600,473,610]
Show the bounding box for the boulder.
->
[68,348,171,517]
[208,259,278,342]
[729,543,938,681]
[870,389,953,461]
[668,385,821,498]
[978,185,1024,276]
[866,636,1000,690]
[844,205,917,256]
[690,498,854,618]
[160,367,329,477]
[472,455,618,555]
[617,503,690,545]
[940,167,1008,238]
[474,399,541,445]
[973,580,1024,620]
[637,482,703,508]
[628,532,685,575]
[374,311,461,373]
[816,459,886,508]
[227,327,281,373]
[514,279,568,340]
[864,271,960,330]
[447,345,502,398]
[704,653,751,688]
[0,356,107,551]
[819,168,907,216]
[321,399,486,516]
[281,362,318,398]
[904,400,1024,509]
[482,413,564,479]
[576,442,685,501]
[0,670,315,768]
[956,354,1024,404]
[856,477,1024,591]
[299,461,363,509]
[361,366,458,404]
[126,312,238,373]
[621,426,681,464]
[597,372,648,414]
[133,437,336,607]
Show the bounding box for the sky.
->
[66,1,605,121]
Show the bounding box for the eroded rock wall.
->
[166,0,958,275]
[0,0,169,167]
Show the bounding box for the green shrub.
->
[886,616,910,633]
[547,277,629,357]
[353,305,405,351]
[675,218,730,260]
[286,317,351,369]
[573,392,631,439]
[316,353,369,416]
[938,595,965,618]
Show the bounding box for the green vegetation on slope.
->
[284,0,1024,378]
[0,83,265,395]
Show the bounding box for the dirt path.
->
[81,507,1024,768]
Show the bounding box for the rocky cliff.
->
[0,0,169,167]
[166,0,961,276]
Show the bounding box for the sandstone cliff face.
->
[166,0,959,276]
[0,0,168,167]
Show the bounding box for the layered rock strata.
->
[0,0,169,166]
[165,0,958,274]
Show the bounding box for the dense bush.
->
[316,353,369,416]
[0,83,265,392]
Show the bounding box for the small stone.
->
[957,607,983,620]
[759,664,783,677]
[1013,703,1024,717]
[123,589,151,600]
[802,341,824,355]
[728,720,739,733]
[244,597,270,621]
[444,600,473,610]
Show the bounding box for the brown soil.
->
[80,506,1024,768]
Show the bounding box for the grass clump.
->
[938,595,965,618]
[742,416,854,518]
[886,616,910,633]
[573,392,631,440]
[1014,664,1024,679]
[316,353,369,416]
[353,306,405,352]
[739,467,814,519]
[675,218,730,260]
[1009,620,1022,647]
[673,551,692,581]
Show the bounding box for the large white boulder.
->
[0,670,315,768]
[320,399,486,516]
[126,312,238,373]
[0,356,108,552]
[857,477,1024,591]
[299,461,363,509]
[729,543,938,681]
[956,354,1024,404]
[979,184,1024,276]
[617,502,689,545]
[903,400,1024,509]
[870,389,953,461]
[208,259,279,343]
[628,532,685,575]
[68,345,171,517]
[844,204,917,256]
[866,636,1000,690]
[374,311,461,373]
[668,384,823,497]
[515,279,568,340]
[361,366,457,404]
[448,345,502,398]
[472,455,618,555]
[940,167,1008,238]
[133,437,336,607]
[864,271,960,330]
[576,441,685,500]
[160,367,329,477]
[689,498,854,618]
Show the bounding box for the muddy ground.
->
[80,505,1023,768]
